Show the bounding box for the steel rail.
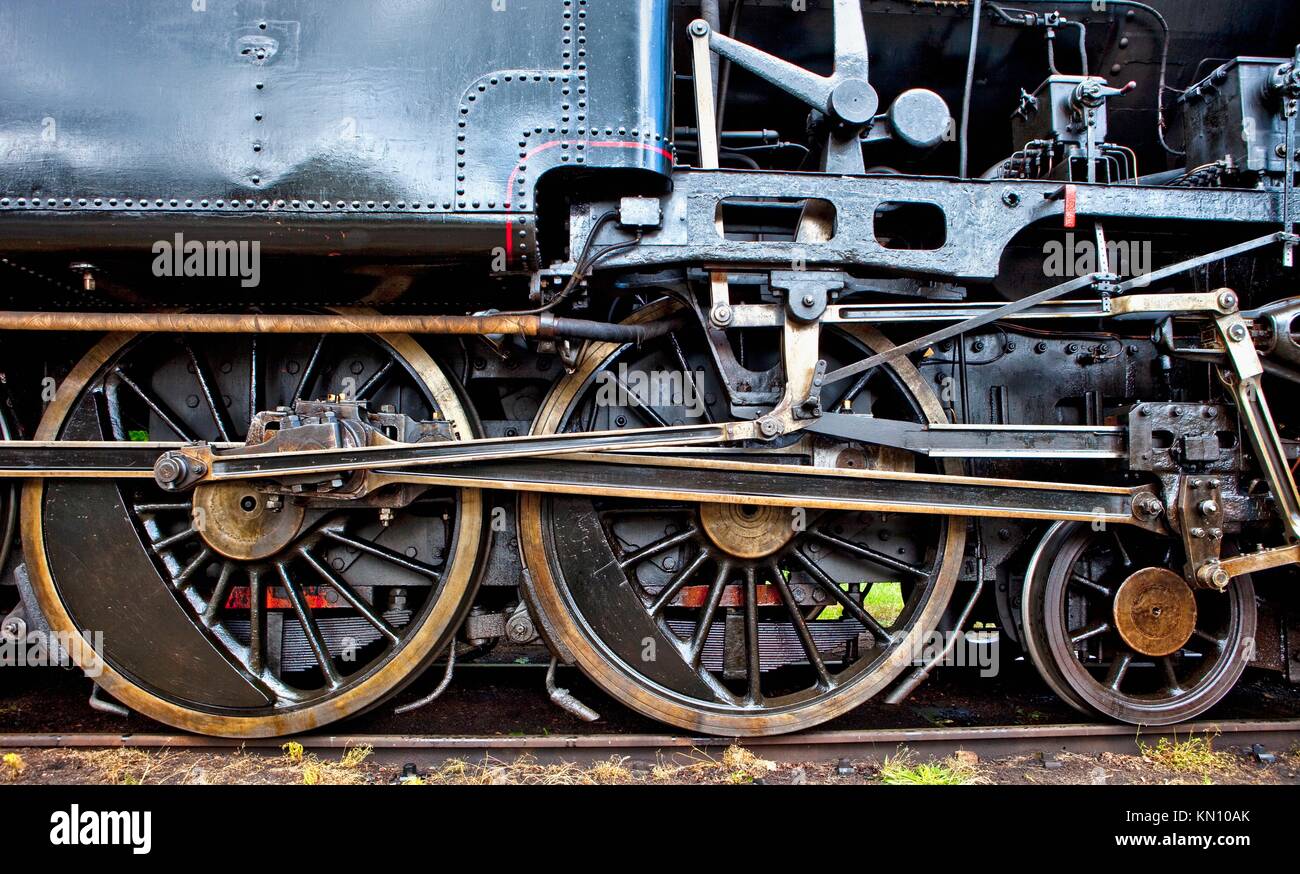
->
[2,718,1296,764]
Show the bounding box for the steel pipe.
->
[0,310,678,343]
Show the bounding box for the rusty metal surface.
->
[0,310,676,342]
[1112,568,1199,658]
[3,718,1298,765]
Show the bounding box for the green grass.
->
[816,582,903,625]
[1139,733,1230,776]
[879,751,977,786]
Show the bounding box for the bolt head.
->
[1199,565,1231,590]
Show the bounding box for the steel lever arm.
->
[694,0,875,125]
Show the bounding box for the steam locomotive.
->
[0,0,1298,737]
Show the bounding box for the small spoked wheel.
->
[1022,522,1255,725]
[520,300,965,736]
[23,326,484,737]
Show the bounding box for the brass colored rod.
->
[0,310,673,342]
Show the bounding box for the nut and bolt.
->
[1198,564,1231,590]
[1134,495,1163,519]
[155,456,183,485]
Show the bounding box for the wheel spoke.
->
[184,341,234,442]
[689,562,731,665]
[248,335,260,436]
[355,359,396,401]
[648,551,709,616]
[809,528,927,579]
[1160,656,1181,692]
[277,563,342,688]
[771,562,832,688]
[834,367,878,410]
[174,547,212,588]
[1069,572,1112,599]
[667,334,715,424]
[151,526,198,552]
[113,367,197,441]
[293,335,327,402]
[1105,650,1134,690]
[743,566,762,704]
[1070,620,1110,645]
[617,375,671,428]
[1110,528,1133,567]
[1192,628,1224,649]
[134,502,193,513]
[300,547,400,645]
[322,529,442,580]
[248,568,266,675]
[617,526,698,570]
[792,549,892,643]
[204,561,236,620]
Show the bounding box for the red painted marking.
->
[225,585,340,611]
[1063,184,1078,229]
[503,140,674,261]
[673,584,782,609]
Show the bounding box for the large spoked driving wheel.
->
[23,326,484,737]
[1022,522,1255,725]
[521,300,965,736]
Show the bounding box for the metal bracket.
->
[1177,477,1227,589]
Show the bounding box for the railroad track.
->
[3,718,1297,766]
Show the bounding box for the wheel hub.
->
[1111,567,1198,657]
[192,482,306,561]
[699,502,795,560]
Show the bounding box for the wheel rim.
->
[1028,522,1254,725]
[521,300,965,736]
[23,326,484,737]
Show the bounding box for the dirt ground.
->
[1,733,1296,786]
